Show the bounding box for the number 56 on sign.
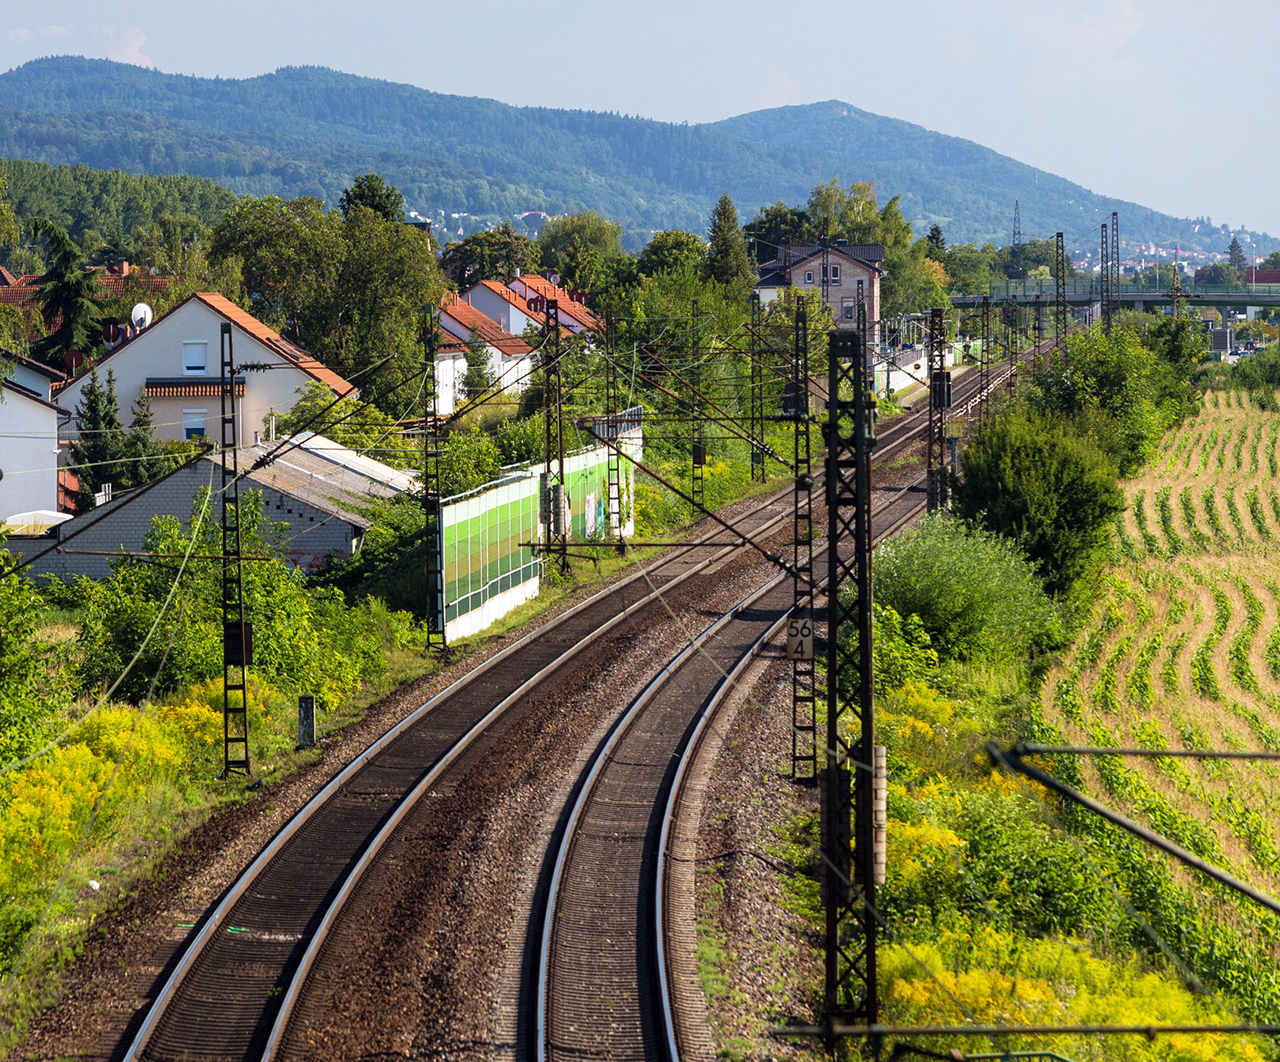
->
[787,617,814,660]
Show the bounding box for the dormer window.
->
[183,341,208,375]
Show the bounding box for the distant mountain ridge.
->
[0,56,1266,254]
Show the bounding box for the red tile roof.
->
[439,292,533,358]
[468,280,572,338]
[516,274,602,331]
[0,266,172,335]
[193,293,357,395]
[52,292,356,399]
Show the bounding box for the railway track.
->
[113,347,1017,1062]
[119,486,803,1062]
[532,479,925,1062]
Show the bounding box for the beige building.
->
[755,242,884,344]
[55,293,356,444]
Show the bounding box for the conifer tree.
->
[1228,235,1247,275]
[705,192,753,287]
[69,369,128,508]
[125,392,166,487]
[28,217,102,368]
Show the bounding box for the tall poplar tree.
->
[704,192,753,287]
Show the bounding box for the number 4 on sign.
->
[787,617,814,660]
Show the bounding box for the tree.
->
[743,201,811,263]
[925,223,946,257]
[339,173,405,223]
[273,381,417,466]
[537,211,623,295]
[27,217,102,368]
[439,223,540,288]
[806,179,881,245]
[210,195,343,339]
[704,192,753,287]
[0,175,19,257]
[123,392,168,486]
[636,230,705,277]
[462,332,496,401]
[951,409,1124,598]
[68,369,128,508]
[1200,262,1240,286]
[1228,236,1247,275]
[211,195,444,413]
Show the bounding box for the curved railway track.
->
[532,479,925,1062]
[121,488,799,1062]
[113,347,1017,1062]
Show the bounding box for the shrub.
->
[874,512,1062,662]
[952,409,1124,598]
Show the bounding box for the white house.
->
[463,280,545,338]
[54,293,357,445]
[0,380,70,521]
[507,274,601,335]
[437,293,533,414]
[1,350,66,402]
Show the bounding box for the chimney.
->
[116,258,130,276]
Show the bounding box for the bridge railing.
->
[948,278,1280,301]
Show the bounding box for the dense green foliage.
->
[209,194,445,411]
[0,157,236,271]
[953,407,1125,597]
[27,217,101,365]
[874,513,1062,661]
[0,57,1260,252]
[67,371,181,507]
[440,223,539,288]
[273,381,417,467]
[75,491,403,706]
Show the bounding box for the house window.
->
[183,341,208,375]
[804,270,814,284]
[183,409,207,439]
[830,264,841,285]
[842,299,855,321]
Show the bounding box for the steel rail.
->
[655,485,924,1060]
[121,479,800,1062]
[123,343,996,1060]
[534,478,926,1061]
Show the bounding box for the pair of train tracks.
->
[532,479,925,1061]
[112,354,1007,1062]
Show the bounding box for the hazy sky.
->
[1,0,1276,236]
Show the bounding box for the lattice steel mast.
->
[690,299,705,513]
[219,323,251,777]
[542,300,570,575]
[749,293,766,482]
[926,307,949,512]
[1101,223,1113,334]
[822,328,878,1050]
[422,309,446,650]
[790,301,816,782]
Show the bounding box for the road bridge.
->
[950,279,1280,312]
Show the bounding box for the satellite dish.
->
[149,266,159,276]
[131,303,154,330]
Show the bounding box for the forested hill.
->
[0,158,236,251]
[0,56,1264,253]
